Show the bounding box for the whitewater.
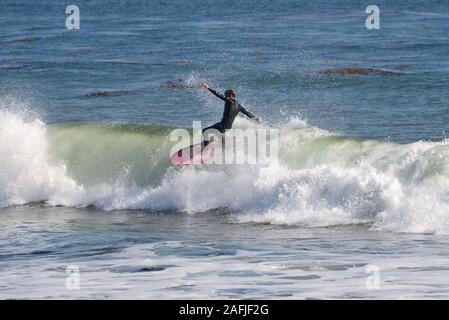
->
[2,103,449,235]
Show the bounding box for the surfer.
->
[170,84,262,164]
[201,83,261,141]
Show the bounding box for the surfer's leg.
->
[202,122,222,133]
[202,123,223,146]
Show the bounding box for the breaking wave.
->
[2,103,449,235]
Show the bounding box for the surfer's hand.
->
[201,83,209,89]
[256,117,262,123]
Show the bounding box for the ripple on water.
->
[110,264,176,273]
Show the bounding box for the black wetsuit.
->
[203,88,257,134]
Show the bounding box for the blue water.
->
[2,0,449,299]
[2,0,449,141]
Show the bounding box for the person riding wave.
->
[201,83,261,144]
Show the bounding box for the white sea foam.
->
[0,105,83,207]
[2,103,449,234]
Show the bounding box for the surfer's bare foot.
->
[201,82,209,89]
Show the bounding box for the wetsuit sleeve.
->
[207,88,228,101]
[239,104,257,120]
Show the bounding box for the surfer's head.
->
[225,89,236,100]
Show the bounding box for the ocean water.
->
[1,0,449,299]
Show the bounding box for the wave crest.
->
[2,106,449,234]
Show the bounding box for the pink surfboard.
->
[170,141,221,165]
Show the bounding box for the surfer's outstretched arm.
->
[201,82,262,122]
[239,104,262,123]
[201,83,228,102]
[239,105,256,120]
[208,88,228,101]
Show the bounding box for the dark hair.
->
[224,89,236,99]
